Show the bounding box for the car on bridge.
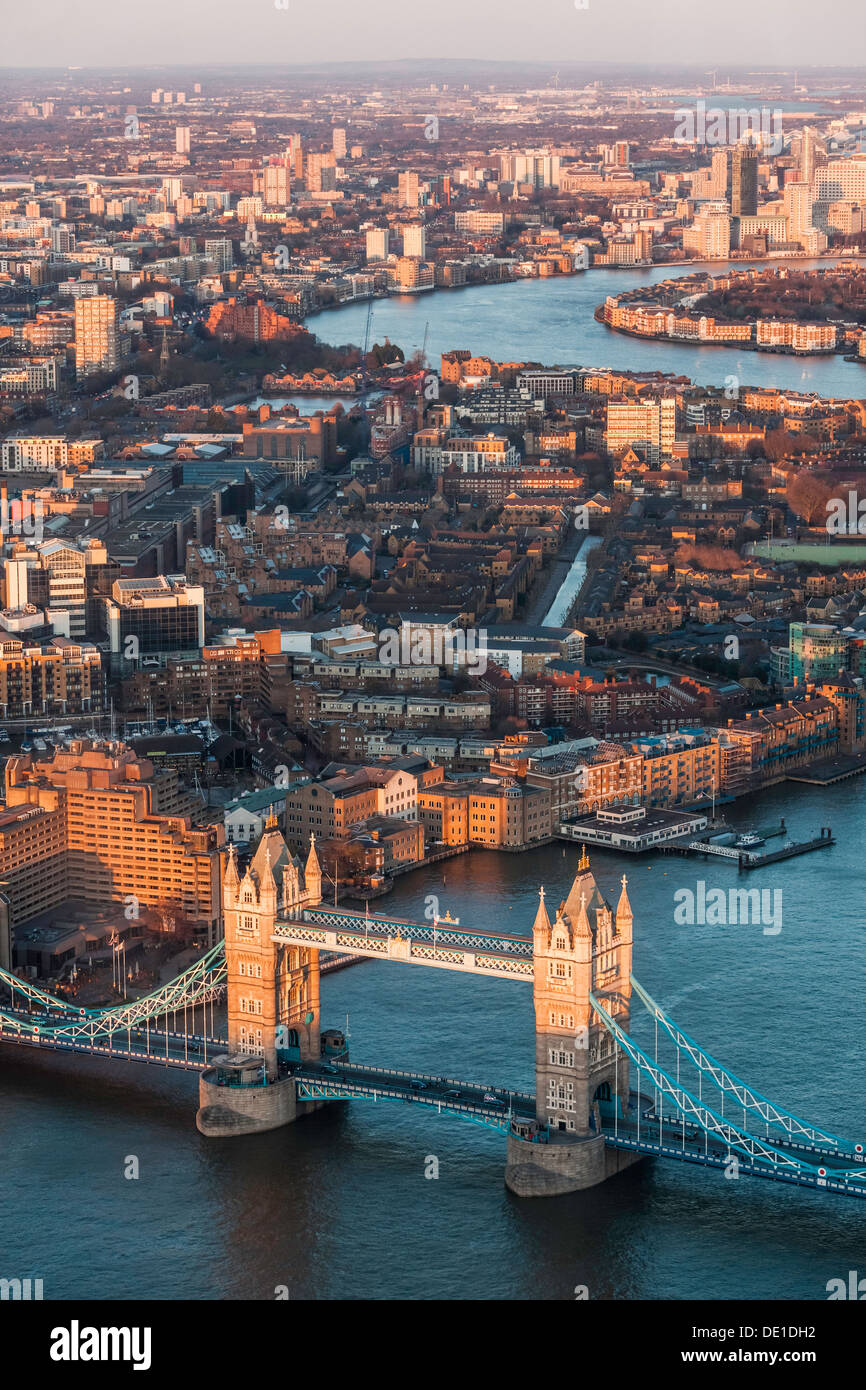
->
[444,1089,463,1099]
[409,1080,429,1091]
[483,1092,505,1107]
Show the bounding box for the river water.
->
[2,775,864,1301]
[308,259,866,397]
[543,534,602,627]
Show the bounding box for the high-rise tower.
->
[74,294,120,380]
[800,125,817,187]
[730,148,758,217]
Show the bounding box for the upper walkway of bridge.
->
[272,905,533,979]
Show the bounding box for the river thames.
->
[2,775,864,1301]
[308,258,866,398]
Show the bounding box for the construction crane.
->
[362,297,374,360]
[357,298,375,449]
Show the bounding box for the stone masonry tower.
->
[506,850,640,1196]
[222,821,323,1079]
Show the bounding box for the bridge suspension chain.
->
[0,943,227,1042]
[629,975,850,1151]
[590,992,866,1181]
[0,963,94,1014]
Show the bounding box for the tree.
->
[151,901,196,944]
[318,839,369,884]
[367,339,404,369]
[786,471,834,526]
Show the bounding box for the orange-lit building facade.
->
[1,741,225,942]
[0,636,105,718]
[121,629,289,717]
[418,777,552,848]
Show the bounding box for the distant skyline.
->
[3,0,865,72]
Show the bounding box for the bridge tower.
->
[197,821,326,1136]
[506,850,640,1196]
[222,821,323,1078]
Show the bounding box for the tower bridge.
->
[1,821,864,1200]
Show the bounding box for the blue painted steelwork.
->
[604,1133,866,1199]
[0,965,91,1014]
[295,1081,517,1133]
[590,991,866,1188]
[315,1058,535,1101]
[293,1067,532,1134]
[629,975,852,1151]
[0,943,226,1043]
[298,906,533,957]
[0,1025,226,1071]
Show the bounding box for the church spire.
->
[244,208,259,256]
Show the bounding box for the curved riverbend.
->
[309,259,866,396]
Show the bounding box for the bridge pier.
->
[196,1069,301,1138]
[195,1054,336,1138]
[505,1131,645,1197]
[505,1131,606,1197]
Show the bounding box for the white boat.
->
[735,832,765,848]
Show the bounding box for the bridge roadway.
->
[7,1015,866,1195]
[288,1069,866,1195]
[288,1058,537,1132]
[606,1105,866,1199]
[0,1018,226,1072]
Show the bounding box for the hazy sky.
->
[3,0,864,71]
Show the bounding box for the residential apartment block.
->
[1,741,224,941]
[0,635,105,718]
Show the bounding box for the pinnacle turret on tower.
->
[574,890,592,939]
[532,885,551,940]
[223,840,240,902]
[304,832,322,905]
[615,873,633,940]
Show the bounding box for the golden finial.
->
[266,805,278,829]
[578,844,590,871]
